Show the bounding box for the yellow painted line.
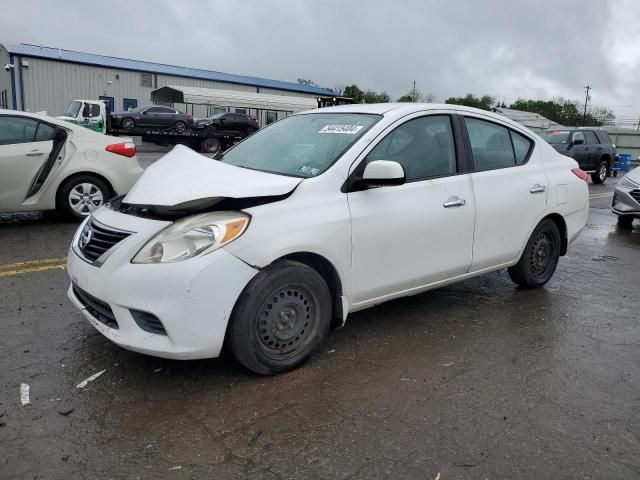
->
[0,257,68,277]
[590,193,614,199]
[0,263,67,277]
[0,257,68,271]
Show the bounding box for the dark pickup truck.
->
[540,128,615,183]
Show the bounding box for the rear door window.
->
[0,116,39,145]
[595,130,612,144]
[34,123,56,142]
[584,131,599,145]
[464,117,515,170]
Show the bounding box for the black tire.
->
[174,121,187,133]
[228,260,332,375]
[200,137,221,154]
[617,215,634,229]
[56,175,111,222]
[247,127,257,135]
[121,117,135,130]
[591,160,609,184]
[508,219,561,289]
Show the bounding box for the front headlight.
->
[132,211,249,264]
[618,175,639,190]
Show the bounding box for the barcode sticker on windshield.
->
[318,125,364,134]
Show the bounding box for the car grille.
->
[630,189,640,203]
[72,283,119,329]
[78,218,131,263]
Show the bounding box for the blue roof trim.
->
[3,43,334,96]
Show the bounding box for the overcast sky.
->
[2,0,639,124]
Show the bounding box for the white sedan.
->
[0,109,143,220]
[67,104,589,374]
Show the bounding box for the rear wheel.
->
[508,219,561,288]
[56,175,111,221]
[228,260,332,375]
[121,117,135,130]
[174,121,187,133]
[591,161,609,184]
[201,137,221,154]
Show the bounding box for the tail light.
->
[106,142,136,158]
[571,168,588,182]
[186,114,193,121]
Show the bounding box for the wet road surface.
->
[1,163,638,479]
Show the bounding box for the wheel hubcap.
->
[529,233,554,277]
[256,285,315,359]
[600,165,607,180]
[68,183,104,215]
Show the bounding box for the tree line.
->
[300,79,616,127]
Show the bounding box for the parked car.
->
[612,166,640,227]
[111,106,193,133]
[0,109,143,220]
[540,128,615,183]
[194,112,259,135]
[66,104,589,374]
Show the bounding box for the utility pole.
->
[582,85,591,126]
[412,80,416,102]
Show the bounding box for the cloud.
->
[1,0,639,122]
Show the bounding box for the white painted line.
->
[76,369,106,388]
[20,383,30,406]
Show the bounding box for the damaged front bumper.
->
[66,207,259,360]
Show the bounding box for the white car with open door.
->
[66,104,589,375]
[0,109,143,220]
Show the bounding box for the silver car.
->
[612,166,640,227]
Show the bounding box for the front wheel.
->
[174,121,187,133]
[591,161,609,184]
[617,215,634,229]
[228,260,332,375]
[56,175,111,221]
[508,219,561,288]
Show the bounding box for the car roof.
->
[544,127,605,132]
[295,103,534,134]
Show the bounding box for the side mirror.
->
[361,160,405,187]
[572,137,584,145]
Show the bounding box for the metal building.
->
[0,42,335,125]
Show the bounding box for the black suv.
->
[194,112,259,135]
[540,128,615,183]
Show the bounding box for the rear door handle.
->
[26,151,44,157]
[530,184,546,194]
[443,197,466,208]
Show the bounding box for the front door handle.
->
[530,184,546,194]
[443,196,466,208]
[26,151,44,157]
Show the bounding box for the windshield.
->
[207,113,225,120]
[65,101,82,118]
[221,113,380,177]
[541,130,571,145]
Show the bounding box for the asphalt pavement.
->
[0,155,638,479]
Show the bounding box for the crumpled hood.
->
[124,145,303,207]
